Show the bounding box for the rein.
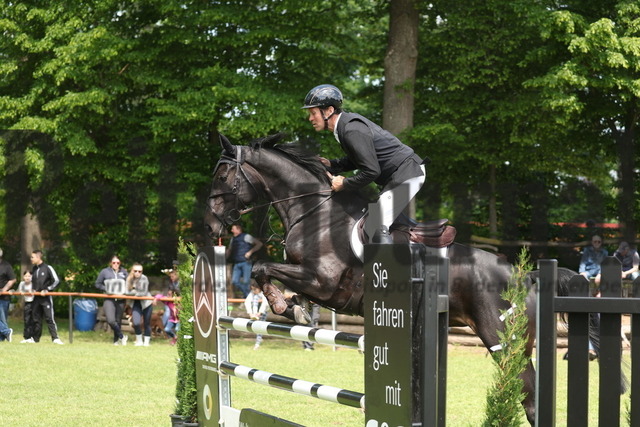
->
[234,189,333,217]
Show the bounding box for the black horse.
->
[204,133,581,424]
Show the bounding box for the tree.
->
[0,1,376,283]
[383,0,419,136]
[409,0,630,254]
[412,0,562,241]
[529,1,640,241]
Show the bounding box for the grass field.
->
[0,317,632,426]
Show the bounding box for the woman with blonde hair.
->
[126,263,152,346]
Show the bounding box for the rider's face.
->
[307,107,334,131]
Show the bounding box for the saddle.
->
[389,214,457,248]
[355,212,456,248]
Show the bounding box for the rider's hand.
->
[319,157,331,167]
[330,175,345,192]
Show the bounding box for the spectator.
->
[227,223,263,298]
[0,247,16,343]
[30,250,63,344]
[95,255,129,345]
[168,269,180,296]
[245,283,269,350]
[579,234,608,285]
[283,288,319,350]
[154,289,179,345]
[302,302,321,351]
[614,242,640,280]
[126,263,152,347]
[160,268,180,329]
[18,271,35,343]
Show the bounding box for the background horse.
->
[204,133,587,424]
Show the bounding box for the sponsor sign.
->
[193,246,228,426]
[364,244,414,427]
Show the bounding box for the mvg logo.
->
[196,351,217,364]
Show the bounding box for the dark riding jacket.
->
[328,112,424,192]
[31,262,60,292]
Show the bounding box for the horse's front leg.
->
[252,261,316,325]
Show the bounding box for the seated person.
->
[578,234,608,285]
[614,241,640,280]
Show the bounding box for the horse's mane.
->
[249,133,330,184]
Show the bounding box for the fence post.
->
[598,257,622,427]
[632,276,640,425]
[566,274,590,425]
[68,295,73,344]
[535,259,557,427]
[422,254,449,427]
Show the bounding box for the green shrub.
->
[174,238,198,422]
[483,248,532,426]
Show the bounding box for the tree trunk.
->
[21,210,42,274]
[616,109,637,243]
[383,0,419,136]
[489,165,498,239]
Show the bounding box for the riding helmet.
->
[301,84,343,110]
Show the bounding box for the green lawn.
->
[0,318,632,426]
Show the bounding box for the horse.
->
[204,133,588,425]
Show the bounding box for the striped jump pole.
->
[219,361,365,409]
[217,316,364,351]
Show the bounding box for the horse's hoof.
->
[293,305,312,325]
[262,284,287,314]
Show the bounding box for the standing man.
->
[302,84,427,242]
[95,255,129,345]
[30,250,64,344]
[0,247,16,342]
[227,223,263,298]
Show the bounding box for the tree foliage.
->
[483,248,533,426]
[0,0,380,283]
[0,0,638,283]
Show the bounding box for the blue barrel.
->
[73,298,98,331]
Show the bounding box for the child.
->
[154,289,179,345]
[18,271,35,343]
[245,283,268,350]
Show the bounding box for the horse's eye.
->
[219,175,227,182]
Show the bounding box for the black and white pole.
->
[218,316,364,350]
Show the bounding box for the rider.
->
[302,84,427,242]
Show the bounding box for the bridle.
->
[207,148,333,236]
[207,149,260,231]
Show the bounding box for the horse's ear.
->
[263,132,287,147]
[219,134,236,156]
